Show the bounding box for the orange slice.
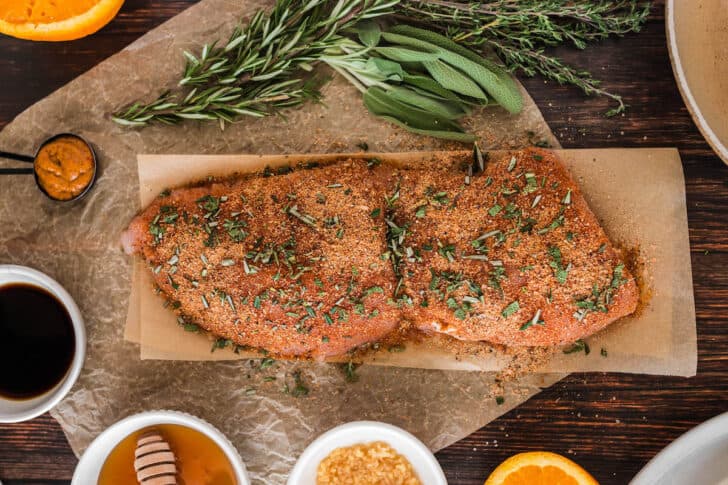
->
[0,0,125,41]
[484,451,599,485]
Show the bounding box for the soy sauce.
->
[0,284,75,400]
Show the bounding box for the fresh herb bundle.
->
[321,22,522,141]
[112,0,398,127]
[395,0,651,116]
[113,0,651,138]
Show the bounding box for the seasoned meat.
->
[123,149,638,357]
[123,159,399,358]
[391,148,638,347]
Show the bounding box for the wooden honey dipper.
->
[133,429,178,485]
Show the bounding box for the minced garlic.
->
[316,441,422,485]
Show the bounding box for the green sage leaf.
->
[367,57,405,81]
[422,60,487,100]
[375,46,440,63]
[386,86,468,119]
[403,73,477,106]
[387,26,523,113]
[377,115,477,142]
[363,86,464,133]
[355,20,381,47]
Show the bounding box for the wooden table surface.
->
[1,1,726,484]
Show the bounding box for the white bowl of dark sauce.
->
[0,264,85,422]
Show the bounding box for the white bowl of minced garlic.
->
[287,421,447,485]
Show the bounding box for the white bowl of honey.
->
[72,410,250,485]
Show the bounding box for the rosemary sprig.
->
[395,0,651,116]
[112,0,398,127]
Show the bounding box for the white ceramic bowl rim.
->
[666,0,728,165]
[72,410,250,485]
[0,264,86,423]
[287,421,447,485]
[630,411,728,484]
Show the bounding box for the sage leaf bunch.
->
[322,23,523,141]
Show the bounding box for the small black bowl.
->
[32,133,98,203]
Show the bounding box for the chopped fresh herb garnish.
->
[385,186,400,207]
[364,286,384,297]
[341,361,359,383]
[495,396,505,405]
[522,172,539,194]
[210,337,233,353]
[432,191,449,206]
[574,264,629,320]
[415,205,427,218]
[562,189,572,205]
[610,263,627,289]
[538,207,565,234]
[437,243,456,262]
[286,205,317,227]
[223,219,248,242]
[503,203,521,220]
[285,371,309,397]
[370,208,381,218]
[488,204,502,216]
[507,156,517,172]
[598,243,607,253]
[196,194,221,213]
[548,246,569,285]
[260,357,275,369]
[563,339,590,355]
[501,300,520,318]
[520,309,544,330]
[488,266,506,297]
[324,215,340,227]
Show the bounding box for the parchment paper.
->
[0,0,694,482]
[126,149,696,377]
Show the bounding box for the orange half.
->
[484,451,600,485]
[0,0,125,41]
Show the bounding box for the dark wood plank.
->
[1,1,727,484]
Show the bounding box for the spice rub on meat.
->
[123,149,639,357]
[122,159,399,358]
[391,148,638,347]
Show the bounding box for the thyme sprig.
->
[113,0,398,127]
[394,0,651,116]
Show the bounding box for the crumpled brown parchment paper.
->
[0,0,693,483]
